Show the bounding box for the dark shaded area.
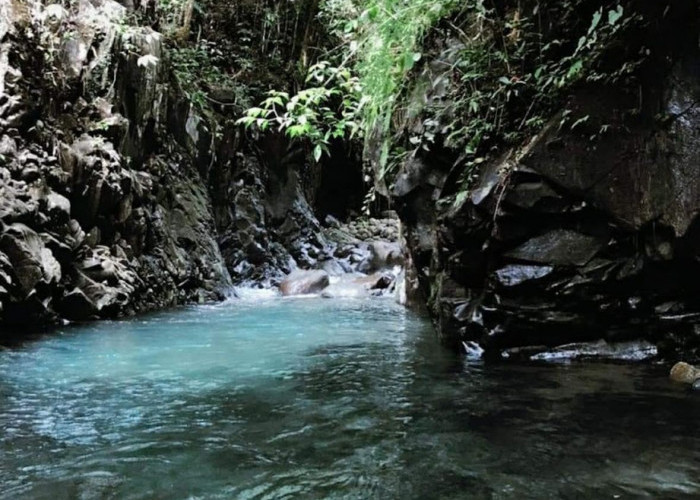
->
[314,140,364,220]
[390,0,700,359]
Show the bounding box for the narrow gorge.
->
[1,1,700,497]
[2,0,699,361]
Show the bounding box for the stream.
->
[1,294,700,499]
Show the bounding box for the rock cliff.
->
[386,0,700,359]
[0,0,236,326]
[0,0,355,328]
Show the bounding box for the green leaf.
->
[287,124,304,138]
[570,115,590,130]
[360,6,379,21]
[313,144,323,162]
[235,116,256,127]
[608,5,624,26]
[577,36,587,52]
[263,96,284,107]
[247,107,264,117]
[378,141,389,170]
[567,59,584,80]
[588,8,602,35]
[403,52,416,70]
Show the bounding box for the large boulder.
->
[369,241,403,271]
[279,270,330,296]
[0,223,61,296]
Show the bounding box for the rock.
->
[494,265,553,287]
[504,230,605,267]
[669,362,700,385]
[391,156,447,198]
[377,2,700,360]
[0,0,392,330]
[319,258,346,276]
[84,226,101,248]
[324,214,341,228]
[353,272,394,290]
[463,341,485,360]
[0,135,17,157]
[279,270,330,296]
[0,223,61,295]
[505,181,562,210]
[515,340,658,362]
[60,287,97,320]
[369,241,403,270]
[46,192,71,222]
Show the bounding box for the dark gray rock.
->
[494,265,554,287]
[60,287,98,320]
[504,230,605,267]
[0,2,235,328]
[0,223,61,295]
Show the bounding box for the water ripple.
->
[1,298,700,498]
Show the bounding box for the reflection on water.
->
[1,296,699,499]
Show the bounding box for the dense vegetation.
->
[233,0,645,212]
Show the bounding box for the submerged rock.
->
[503,340,658,362]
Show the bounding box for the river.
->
[1,294,699,498]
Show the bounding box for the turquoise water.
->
[1,295,700,499]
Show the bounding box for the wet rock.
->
[353,272,394,290]
[324,214,341,228]
[321,278,369,299]
[0,0,236,328]
[505,181,562,210]
[0,223,61,295]
[494,265,554,287]
[60,287,97,320]
[504,340,658,362]
[504,230,605,267]
[279,270,330,296]
[391,156,448,198]
[463,341,485,360]
[319,258,346,276]
[669,362,700,385]
[390,45,700,358]
[0,135,17,157]
[369,241,403,270]
[45,192,71,223]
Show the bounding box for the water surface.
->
[1,295,699,499]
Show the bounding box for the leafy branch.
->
[236,62,364,161]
